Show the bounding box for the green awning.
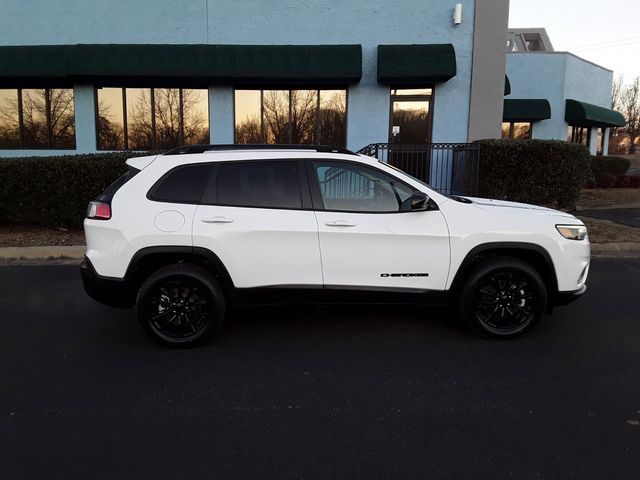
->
[503,99,551,122]
[565,99,626,128]
[377,44,456,85]
[504,75,511,96]
[0,45,74,86]
[0,44,363,87]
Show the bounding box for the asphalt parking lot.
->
[1,258,639,479]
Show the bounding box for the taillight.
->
[86,201,112,220]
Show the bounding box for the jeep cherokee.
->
[81,145,589,345]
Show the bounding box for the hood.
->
[462,196,578,220]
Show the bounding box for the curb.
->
[590,242,640,254]
[576,204,640,211]
[0,245,85,261]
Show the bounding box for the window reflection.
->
[235,89,347,146]
[182,89,209,145]
[0,89,20,148]
[291,90,317,144]
[263,90,290,144]
[97,87,209,150]
[319,90,346,146]
[235,90,261,144]
[502,121,532,140]
[22,89,49,148]
[126,88,153,150]
[97,88,125,150]
[48,89,75,148]
[0,88,75,149]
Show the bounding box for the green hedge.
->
[0,152,155,227]
[590,155,631,177]
[476,139,591,209]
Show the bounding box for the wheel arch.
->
[449,242,558,298]
[124,246,235,296]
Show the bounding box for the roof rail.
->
[163,144,357,156]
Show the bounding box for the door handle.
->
[201,216,234,224]
[324,220,356,227]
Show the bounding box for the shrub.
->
[590,155,631,178]
[0,152,156,227]
[615,175,631,188]
[604,156,631,175]
[476,139,591,209]
[629,175,640,189]
[596,172,616,189]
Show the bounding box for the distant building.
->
[507,28,554,52]
[503,28,625,155]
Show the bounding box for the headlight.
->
[556,224,587,241]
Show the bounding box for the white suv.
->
[81,145,589,346]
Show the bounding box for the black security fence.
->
[357,143,480,196]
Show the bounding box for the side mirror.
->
[401,191,429,212]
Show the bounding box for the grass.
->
[579,217,640,244]
[577,188,640,209]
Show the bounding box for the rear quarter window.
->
[148,163,212,204]
[97,166,140,202]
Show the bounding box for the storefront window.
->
[0,88,75,149]
[596,128,605,155]
[235,89,347,147]
[568,125,590,146]
[502,122,532,140]
[96,87,209,150]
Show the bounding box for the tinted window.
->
[313,162,413,212]
[217,161,302,209]
[98,167,140,202]
[149,164,211,204]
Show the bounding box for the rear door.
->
[192,160,322,289]
[309,160,450,291]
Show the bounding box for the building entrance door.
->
[388,88,433,181]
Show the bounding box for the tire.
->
[458,257,547,338]
[136,263,226,347]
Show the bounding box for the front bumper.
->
[80,256,135,308]
[553,284,587,307]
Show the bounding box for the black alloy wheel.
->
[474,272,536,334]
[136,264,225,346]
[459,257,547,338]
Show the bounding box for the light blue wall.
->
[0,0,476,155]
[506,52,614,154]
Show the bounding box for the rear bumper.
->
[553,285,587,307]
[80,256,135,308]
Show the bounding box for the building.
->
[503,28,625,155]
[0,0,509,160]
[507,28,554,53]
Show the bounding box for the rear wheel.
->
[136,264,225,347]
[459,257,547,338]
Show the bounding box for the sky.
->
[509,0,640,83]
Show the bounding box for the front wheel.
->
[459,257,547,338]
[136,264,226,347]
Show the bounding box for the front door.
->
[309,159,450,291]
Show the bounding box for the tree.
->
[621,77,640,154]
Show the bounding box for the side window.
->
[216,161,302,209]
[148,163,211,204]
[313,161,413,212]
